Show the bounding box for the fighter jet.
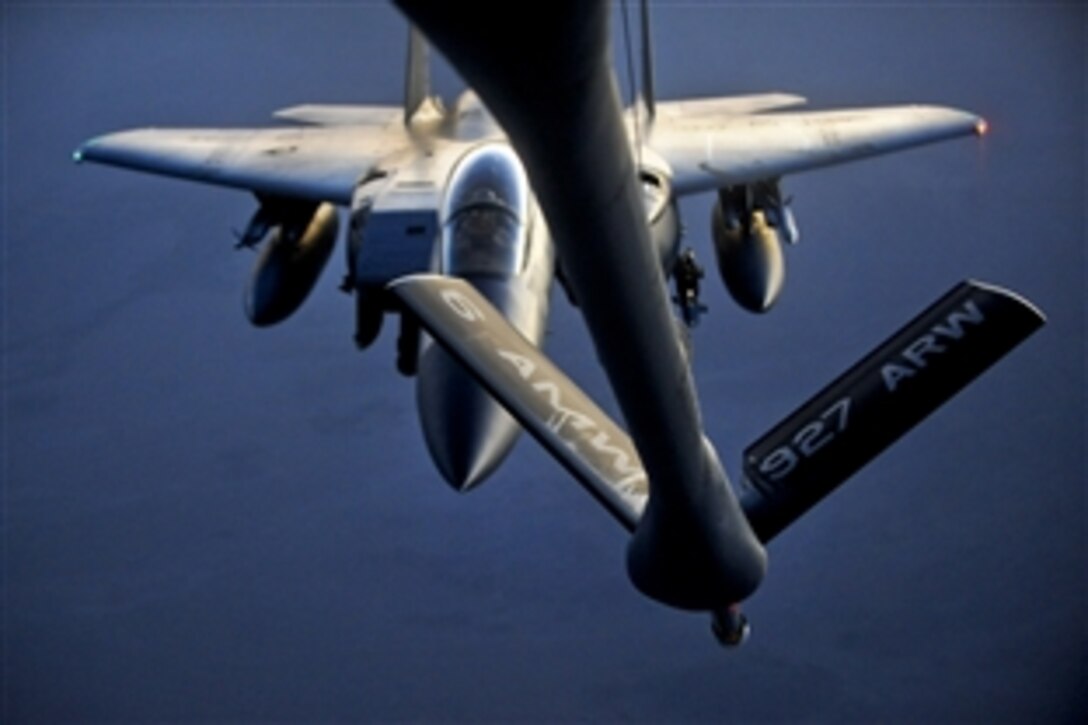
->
[77,29,555,492]
[75,1,1043,645]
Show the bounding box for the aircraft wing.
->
[74,122,407,205]
[652,104,984,196]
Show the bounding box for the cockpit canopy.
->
[441,144,530,277]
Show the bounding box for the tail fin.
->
[639,0,655,124]
[404,26,430,126]
[740,280,1044,542]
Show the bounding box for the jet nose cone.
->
[417,344,521,491]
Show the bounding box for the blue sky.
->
[4,3,1084,721]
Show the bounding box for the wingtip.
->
[72,134,110,164]
[72,136,99,163]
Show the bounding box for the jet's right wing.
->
[74,120,407,206]
[391,274,649,531]
[76,24,437,205]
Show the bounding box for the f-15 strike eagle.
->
[75,1,1043,646]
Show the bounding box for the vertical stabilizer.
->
[404,26,430,125]
[639,0,655,124]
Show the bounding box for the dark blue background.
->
[5,3,1084,721]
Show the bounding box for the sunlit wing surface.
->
[74,124,405,205]
[654,104,984,195]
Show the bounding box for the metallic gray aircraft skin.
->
[74,0,1013,642]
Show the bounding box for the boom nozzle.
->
[711,605,751,648]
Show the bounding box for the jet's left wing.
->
[652,104,985,196]
[74,122,408,205]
